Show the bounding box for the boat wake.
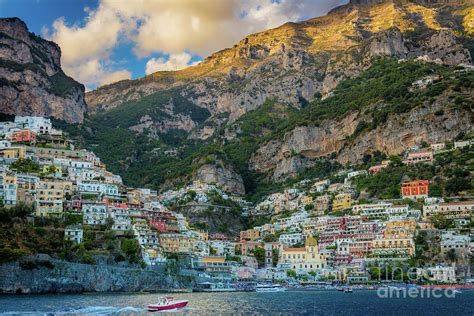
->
[1,306,147,315]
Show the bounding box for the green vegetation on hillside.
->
[0,206,144,266]
[356,147,474,199]
[271,59,472,139]
[48,70,84,97]
[92,90,210,129]
[59,59,473,200]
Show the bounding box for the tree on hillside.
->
[431,214,454,230]
[253,246,265,268]
[10,158,39,173]
[0,203,33,222]
[446,249,457,263]
[121,238,141,264]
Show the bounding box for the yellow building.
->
[41,165,63,176]
[240,228,261,242]
[200,256,232,274]
[301,195,313,206]
[279,237,326,273]
[159,232,208,254]
[302,222,317,238]
[159,233,192,253]
[384,219,416,239]
[332,193,352,212]
[35,179,72,218]
[192,180,205,186]
[0,146,26,160]
[371,238,415,257]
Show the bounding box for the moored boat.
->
[148,296,188,311]
[255,283,287,293]
[193,282,237,292]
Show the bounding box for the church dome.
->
[305,236,317,247]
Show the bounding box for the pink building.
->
[232,266,256,279]
[403,151,433,165]
[369,160,390,174]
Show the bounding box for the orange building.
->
[384,219,417,239]
[240,228,261,242]
[401,180,429,199]
[199,256,232,274]
[10,129,36,143]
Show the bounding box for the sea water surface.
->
[0,290,473,315]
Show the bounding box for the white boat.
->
[193,282,236,292]
[256,283,287,292]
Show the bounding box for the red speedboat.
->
[148,296,188,311]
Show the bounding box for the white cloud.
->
[44,0,348,88]
[116,0,348,58]
[43,3,130,88]
[47,4,121,65]
[60,58,131,90]
[145,52,197,75]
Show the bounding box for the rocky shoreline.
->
[0,255,192,295]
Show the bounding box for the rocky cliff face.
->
[79,0,473,191]
[86,1,472,123]
[250,100,472,181]
[0,255,191,294]
[193,160,245,195]
[0,18,86,123]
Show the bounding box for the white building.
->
[424,265,456,283]
[105,174,122,185]
[0,140,11,148]
[346,170,367,180]
[454,140,473,149]
[0,122,17,136]
[423,201,473,220]
[352,202,392,219]
[3,176,17,206]
[108,206,132,231]
[82,203,107,225]
[440,231,470,253]
[64,225,83,244]
[279,233,303,245]
[14,116,52,134]
[311,180,330,193]
[256,268,287,280]
[68,167,101,182]
[78,181,119,196]
[134,222,159,247]
[195,192,209,203]
[209,240,235,256]
[430,143,446,153]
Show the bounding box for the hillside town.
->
[0,116,473,288]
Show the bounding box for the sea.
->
[0,290,473,315]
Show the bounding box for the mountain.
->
[0,18,86,123]
[68,0,473,196]
[87,0,472,119]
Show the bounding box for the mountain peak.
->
[0,18,87,123]
[350,0,472,4]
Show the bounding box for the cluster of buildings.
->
[236,140,473,283]
[0,116,235,271]
[1,116,472,284]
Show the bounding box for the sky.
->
[0,0,348,90]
